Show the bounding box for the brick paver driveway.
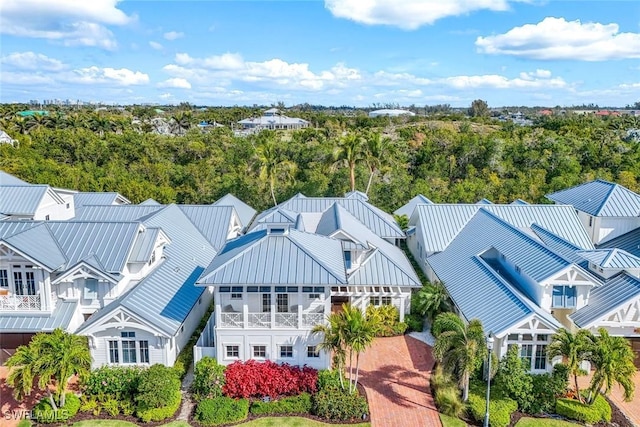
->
[350,335,442,427]
[579,372,640,426]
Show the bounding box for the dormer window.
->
[344,251,352,269]
[148,251,156,266]
[552,285,576,308]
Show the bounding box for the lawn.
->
[439,413,467,427]
[72,418,369,427]
[515,417,580,427]
[73,422,190,427]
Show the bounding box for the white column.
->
[242,304,249,329]
[399,294,405,322]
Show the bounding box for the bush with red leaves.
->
[223,360,318,399]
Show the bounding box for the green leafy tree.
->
[587,328,636,403]
[364,131,393,195]
[432,313,486,401]
[468,99,490,118]
[254,136,297,206]
[333,132,364,192]
[547,328,593,403]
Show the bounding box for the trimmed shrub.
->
[250,393,312,415]
[467,384,517,427]
[137,390,181,423]
[192,356,226,402]
[84,365,141,403]
[120,399,135,416]
[526,365,569,414]
[366,305,406,337]
[317,369,342,391]
[195,396,249,426]
[434,385,464,418]
[495,346,533,412]
[556,394,611,424]
[34,393,81,424]
[312,388,368,421]
[136,364,181,411]
[223,360,318,398]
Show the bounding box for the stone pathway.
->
[176,363,195,421]
[349,335,442,427]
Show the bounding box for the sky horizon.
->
[1,0,639,108]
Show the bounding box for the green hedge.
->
[312,388,368,421]
[34,393,81,424]
[137,390,181,423]
[467,388,518,427]
[192,356,226,402]
[556,394,611,424]
[317,369,342,391]
[250,393,312,415]
[195,396,249,426]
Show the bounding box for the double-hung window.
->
[121,332,137,364]
[84,278,98,300]
[552,286,576,308]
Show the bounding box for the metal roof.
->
[0,300,79,332]
[476,198,494,205]
[597,227,640,258]
[511,199,530,205]
[3,224,67,270]
[212,194,257,229]
[577,248,640,269]
[76,204,164,222]
[531,224,588,265]
[129,228,161,263]
[393,194,433,218]
[0,171,29,185]
[349,249,421,287]
[198,228,347,286]
[546,179,640,217]
[411,204,594,253]
[74,192,130,208]
[0,186,49,215]
[140,198,161,205]
[428,209,564,335]
[250,208,298,231]
[179,205,236,252]
[571,273,640,328]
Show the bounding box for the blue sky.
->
[1,0,639,107]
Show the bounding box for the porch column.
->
[270,291,276,329]
[399,294,405,322]
[242,304,249,329]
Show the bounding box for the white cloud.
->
[69,66,149,86]
[149,41,164,50]
[0,0,133,50]
[158,78,192,89]
[476,17,640,61]
[159,93,173,99]
[325,0,512,30]
[1,51,66,71]
[443,72,566,89]
[163,31,184,40]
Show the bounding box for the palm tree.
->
[254,137,297,206]
[547,328,593,403]
[333,132,364,192]
[363,131,392,195]
[313,312,347,390]
[587,328,636,403]
[432,312,486,401]
[5,328,91,410]
[341,304,379,393]
[412,282,454,322]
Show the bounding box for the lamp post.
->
[484,333,494,427]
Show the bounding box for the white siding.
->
[91,327,168,369]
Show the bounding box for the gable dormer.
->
[578,248,640,280]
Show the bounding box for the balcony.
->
[0,294,42,311]
[219,311,325,329]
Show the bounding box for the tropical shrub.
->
[555,394,611,423]
[195,396,249,426]
[405,313,424,333]
[84,365,141,403]
[250,393,312,415]
[366,304,406,337]
[102,398,120,417]
[312,388,369,421]
[317,369,342,391]
[495,345,533,411]
[467,383,517,427]
[137,390,181,423]
[34,393,81,424]
[526,364,569,414]
[79,397,98,414]
[192,357,226,402]
[136,364,181,410]
[223,360,317,398]
[434,385,464,418]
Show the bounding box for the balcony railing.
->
[0,294,42,311]
[248,313,270,328]
[220,312,243,328]
[219,311,326,329]
[302,313,324,327]
[275,313,297,328]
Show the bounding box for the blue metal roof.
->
[412,204,593,253]
[179,205,236,252]
[511,199,530,205]
[476,198,493,205]
[212,194,257,230]
[140,198,161,205]
[546,179,640,217]
[428,209,564,335]
[577,248,640,269]
[3,224,67,270]
[0,186,49,215]
[74,192,130,207]
[571,273,640,328]
[76,204,164,221]
[598,227,640,258]
[393,194,433,218]
[198,228,347,286]
[0,171,29,185]
[129,228,161,263]
[0,300,79,332]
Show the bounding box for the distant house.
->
[368,109,415,118]
[538,109,553,116]
[237,108,310,130]
[0,130,17,146]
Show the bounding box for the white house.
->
[238,108,310,131]
[368,109,416,118]
[0,130,17,146]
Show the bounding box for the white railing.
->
[0,294,42,311]
[248,313,271,328]
[220,312,243,328]
[302,313,324,327]
[275,313,298,328]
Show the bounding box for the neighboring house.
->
[546,179,640,245]
[74,192,131,209]
[237,108,310,130]
[368,109,416,118]
[0,130,17,146]
[194,192,421,368]
[393,194,433,219]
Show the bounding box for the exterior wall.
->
[90,326,169,369]
[407,225,438,282]
[215,328,329,369]
[33,191,74,221]
[0,251,54,312]
[171,286,214,367]
[597,217,640,244]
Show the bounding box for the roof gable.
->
[546,179,640,217]
[212,194,257,229]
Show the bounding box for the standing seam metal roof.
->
[0,300,79,332]
[597,228,640,258]
[212,194,257,230]
[571,273,640,327]
[0,186,50,215]
[546,179,640,217]
[577,249,640,269]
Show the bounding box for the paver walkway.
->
[176,363,195,421]
[578,372,640,426]
[349,335,441,427]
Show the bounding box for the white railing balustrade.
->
[248,313,271,328]
[275,313,298,328]
[0,294,42,311]
[302,313,324,327]
[220,312,243,328]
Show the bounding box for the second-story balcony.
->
[219,310,325,329]
[0,293,42,311]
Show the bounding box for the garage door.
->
[0,333,36,365]
[629,338,640,369]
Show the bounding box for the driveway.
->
[349,335,442,427]
[578,371,640,426]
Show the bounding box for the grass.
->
[72,418,368,427]
[515,417,580,427]
[439,413,467,427]
[72,422,190,427]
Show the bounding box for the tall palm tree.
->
[587,328,636,403]
[254,138,297,206]
[363,131,392,195]
[547,328,593,403]
[313,312,347,390]
[432,312,486,401]
[412,281,454,322]
[333,132,364,192]
[341,304,379,393]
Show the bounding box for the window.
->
[109,340,119,364]
[302,286,313,293]
[45,215,50,221]
[220,286,231,293]
[309,293,320,299]
[534,345,547,370]
[280,345,293,358]
[314,287,324,293]
[253,345,266,358]
[226,345,239,358]
[247,286,259,293]
[369,296,380,306]
[307,346,319,358]
[381,297,392,306]
[83,278,98,300]
[588,216,593,227]
[552,286,576,308]
[232,286,243,293]
[121,331,135,338]
[507,334,518,341]
[231,293,242,300]
[122,340,136,364]
[13,271,35,295]
[370,296,391,306]
[522,334,533,341]
[344,251,352,269]
[277,294,288,313]
[0,270,7,288]
[139,341,149,364]
[537,334,548,342]
[520,344,533,368]
[262,294,271,312]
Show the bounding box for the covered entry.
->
[0,333,35,364]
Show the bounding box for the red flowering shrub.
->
[223,360,318,398]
